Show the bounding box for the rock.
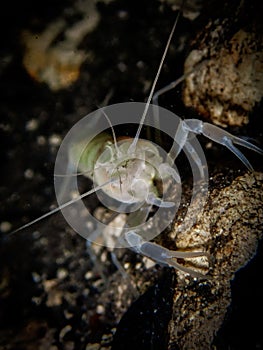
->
[168,172,263,349]
[183,0,263,127]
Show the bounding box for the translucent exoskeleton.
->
[9,7,263,279]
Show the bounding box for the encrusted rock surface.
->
[183,1,263,127]
[168,172,263,349]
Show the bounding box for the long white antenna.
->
[128,8,182,154]
[9,178,116,236]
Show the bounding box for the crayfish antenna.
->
[128,6,182,154]
[9,178,117,236]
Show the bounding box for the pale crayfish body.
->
[9,9,263,279]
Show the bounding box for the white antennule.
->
[128,8,182,155]
[54,108,120,178]
[55,170,93,177]
[96,89,120,157]
[54,164,109,178]
[54,99,119,179]
[9,178,117,236]
[100,107,120,157]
